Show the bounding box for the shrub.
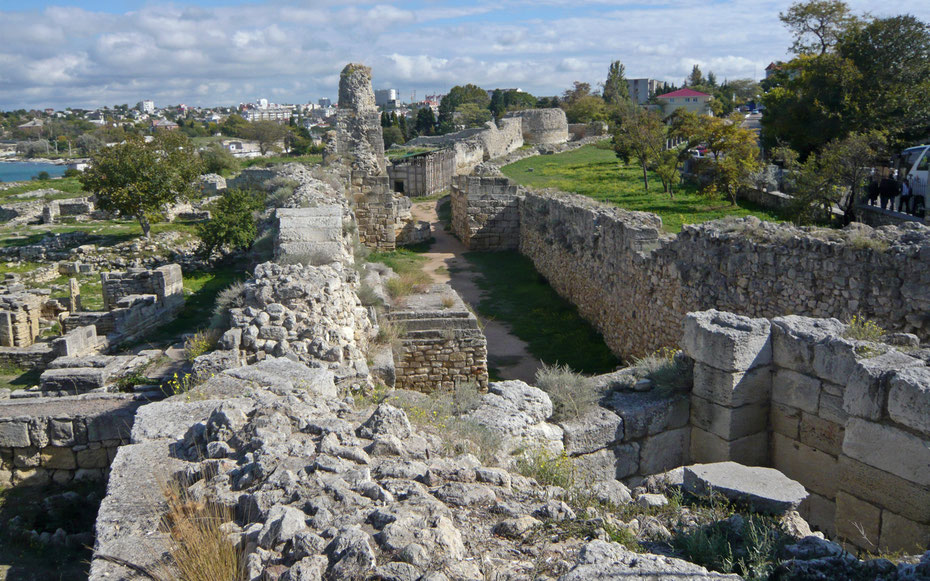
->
[196,189,265,258]
[63,168,81,178]
[374,318,405,348]
[514,447,575,488]
[534,363,598,421]
[848,234,888,252]
[673,515,781,581]
[160,479,244,581]
[843,314,885,342]
[632,347,693,393]
[213,281,247,316]
[184,330,219,362]
[199,143,238,175]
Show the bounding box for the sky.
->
[0,0,926,111]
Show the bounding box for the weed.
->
[357,281,383,307]
[115,371,149,392]
[848,234,888,252]
[184,329,219,362]
[163,372,207,398]
[441,295,455,309]
[159,479,244,581]
[213,281,246,318]
[673,514,782,581]
[843,313,885,342]
[385,272,429,298]
[514,447,575,488]
[374,318,405,348]
[632,347,693,393]
[534,363,599,422]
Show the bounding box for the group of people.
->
[866,170,925,216]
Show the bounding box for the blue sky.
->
[0,1,926,110]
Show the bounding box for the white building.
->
[627,79,667,105]
[375,89,398,107]
[137,100,156,114]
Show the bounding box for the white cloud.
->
[0,0,927,109]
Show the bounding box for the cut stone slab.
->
[560,540,741,580]
[683,461,808,514]
[681,310,772,372]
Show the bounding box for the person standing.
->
[879,171,897,211]
[899,177,912,214]
[867,173,880,206]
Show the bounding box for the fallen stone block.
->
[683,461,808,514]
[39,367,108,393]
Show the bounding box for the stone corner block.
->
[681,310,771,372]
[887,366,930,436]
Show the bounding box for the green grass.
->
[462,251,619,374]
[238,153,322,169]
[0,363,41,391]
[0,219,198,249]
[368,247,429,278]
[0,177,85,200]
[140,265,247,347]
[501,143,786,233]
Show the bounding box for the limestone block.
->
[770,316,844,375]
[74,468,105,481]
[817,392,847,426]
[42,447,77,470]
[13,447,40,468]
[639,427,690,476]
[811,337,858,386]
[835,491,880,551]
[560,408,623,456]
[48,419,76,446]
[13,467,50,486]
[692,363,771,407]
[804,492,836,537]
[690,395,768,441]
[770,403,801,440]
[77,447,109,469]
[603,392,689,441]
[838,456,930,523]
[771,369,820,414]
[844,351,924,422]
[771,433,838,498]
[683,462,808,514]
[842,418,930,486]
[573,443,640,482]
[798,414,844,456]
[879,512,930,554]
[88,409,135,442]
[51,469,72,485]
[0,421,30,447]
[681,310,771,372]
[887,367,930,436]
[689,428,767,466]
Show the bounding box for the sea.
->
[0,161,67,183]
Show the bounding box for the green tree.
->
[219,114,249,137]
[415,107,436,136]
[562,82,593,105]
[438,84,490,133]
[383,126,405,149]
[241,121,288,156]
[611,109,666,192]
[80,132,203,238]
[602,61,633,109]
[563,95,608,123]
[678,113,761,204]
[779,0,857,55]
[200,143,238,174]
[687,64,705,87]
[398,115,410,141]
[196,188,264,258]
[455,102,493,128]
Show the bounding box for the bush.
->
[514,447,575,488]
[632,347,693,393]
[534,363,598,421]
[673,515,781,581]
[843,314,885,342]
[63,168,81,178]
[199,143,238,175]
[196,189,265,258]
[184,329,219,362]
[33,171,50,181]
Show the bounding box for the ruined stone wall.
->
[274,206,346,264]
[454,184,930,358]
[568,122,608,141]
[681,309,930,553]
[353,174,408,251]
[0,395,140,487]
[387,148,456,198]
[505,109,569,145]
[101,264,183,312]
[387,286,489,393]
[326,64,387,177]
[451,175,522,250]
[406,119,524,175]
[0,292,42,348]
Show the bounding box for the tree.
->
[563,95,608,123]
[612,109,666,192]
[398,115,410,141]
[678,113,761,204]
[415,107,436,136]
[241,121,288,156]
[706,72,718,88]
[383,126,404,149]
[455,102,493,128]
[562,82,593,105]
[602,61,633,109]
[438,84,489,133]
[200,143,238,174]
[490,89,538,117]
[219,114,249,137]
[80,132,203,238]
[196,188,264,258]
[779,0,857,55]
[687,64,704,87]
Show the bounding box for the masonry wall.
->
[0,395,140,487]
[451,175,522,251]
[353,174,411,251]
[681,309,930,553]
[453,186,930,358]
[388,149,456,198]
[0,293,43,348]
[101,264,184,311]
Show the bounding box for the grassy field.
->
[0,177,85,201]
[463,251,619,375]
[501,143,785,233]
[239,153,322,169]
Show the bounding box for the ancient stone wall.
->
[568,122,608,141]
[0,394,141,487]
[450,175,522,250]
[454,184,930,358]
[0,292,42,347]
[681,309,930,553]
[387,148,456,198]
[326,64,387,177]
[353,174,409,251]
[406,119,524,175]
[274,206,346,264]
[387,285,489,393]
[101,264,183,312]
[504,109,569,145]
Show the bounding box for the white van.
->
[900,145,930,213]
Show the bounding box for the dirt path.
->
[411,199,542,384]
